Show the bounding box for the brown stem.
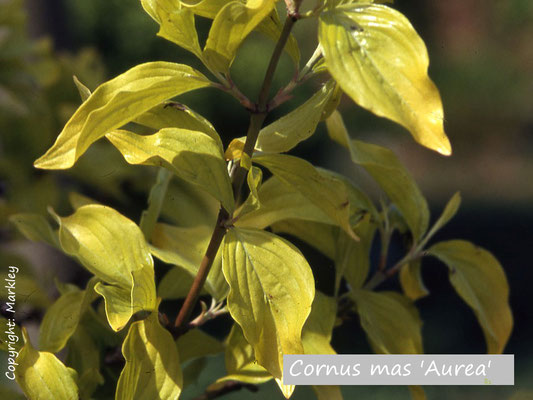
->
[173,13,300,336]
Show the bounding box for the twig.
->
[173,10,301,337]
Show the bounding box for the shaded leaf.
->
[428,240,512,354]
[326,114,429,240]
[420,192,461,247]
[212,324,271,386]
[222,227,315,380]
[34,62,211,169]
[65,328,104,399]
[351,290,423,354]
[319,4,451,155]
[176,329,224,364]
[150,223,228,300]
[399,259,429,301]
[256,8,300,66]
[9,213,59,249]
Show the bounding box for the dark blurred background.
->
[0,0,531,399]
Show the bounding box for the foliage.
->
[4,0,512,399]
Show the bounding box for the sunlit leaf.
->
[236,166,263,218]
[180,0,227,18]
[428,240,512,354]
[116,312,183,399]
[134,102,222,150]
[34,62,211,169]
[15,328,79,400]
[150,223,228,300]
[319,4,451,155]
[56,205,157,331]
[141,0,202,57]
[223,227,315,380]
[107,128,234,213]
[226,82,336,156]
[204,0,276,73]
[254,154,358,239]
[73,75,91,102]
[352,290,423,354]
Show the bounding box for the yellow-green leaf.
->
[134,102,222,149]
[116,312,183,400]
[213,324,272,386]
[256,8,300,66]
[352,290,423,354]
[326,115,429,240]
[66,328,104,399]
[420,192,461,247]
[176,329,224,363]
[272,219,338,260]
[34,62,211,169]
[157,267,197,299]
[15,328,79,400]
[73,75,91,102]
[428,240,512,354]
[39,290,84,353]
[106,128,234,213]
[180,0,227,18]
[150,223,228,300]
[235,176,332,230]
[236,166,263,218]
[409,385,427,400]
[303,293,343,400]
[222,227,315,380]
[56,205,157,331]
[399,259,429,301]
[319,4,451,155]
[229,82,336,155]
[203,0,276,73]
[141,0,202,56]
[302,292,337,355]
[9,213,59,249]
[337,214,377,290]
[254,154,357,239]
[313,386,343,400]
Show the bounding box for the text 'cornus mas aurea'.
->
[9,0,511,399]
